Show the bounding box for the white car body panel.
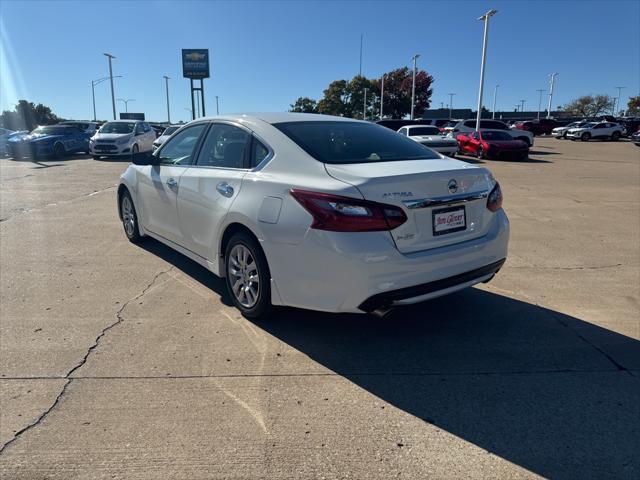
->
[90,120,156,156]
[119,113,509,314]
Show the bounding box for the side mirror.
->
[132,151,160,165]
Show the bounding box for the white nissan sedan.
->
[118,113,509,318]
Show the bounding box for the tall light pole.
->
[536,89,545,119]
[546,73,558,118]
[475,9,497,132]
[215,95,220,115]
[492,84,499,119]
[380,74,384,119]
[117,98,135,113]
[103,53,117,120]
[91,75,122,121]
[520,99,526,113]
[614,86,625,116]
[363,88,368,120]
[359,34,363,77]
[163,75,171,124]
[411,54,420,120]
[184,107,193,121]
[448,93,456,119]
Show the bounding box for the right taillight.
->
[290,189,407,232]
[487,181,503,212]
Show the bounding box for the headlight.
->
[116,136,131,145]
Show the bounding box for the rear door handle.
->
[166,177,178,190]
[216,182,234,197]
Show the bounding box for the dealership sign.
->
[182,49,210,79]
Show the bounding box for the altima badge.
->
[448,179,458,193]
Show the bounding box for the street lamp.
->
[492,84,499,119]
[363,88,368,120]
[410,54,420,120]
[448,93,456,120]
[520,99,526,113]
[184,107,193,120]
[536,89,545,119]
[163,76,171,124]
[614,86,625,116]
[91,75,122,121]
[117,98,135,113]
[103,53,117,120]
[546,73,558,118]
[380,74,385,119]
[475,9,497,132]
[215,95,220,115]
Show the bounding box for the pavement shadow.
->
[138,237,639,478]
[457,154,553,164]
[528,149,560,156]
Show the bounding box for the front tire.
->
[581,132,591,142]
[476,146,485,159]
[53,142,66,159]
[611,131,620,141]
[119,190,143,243]
[225,232,271,319]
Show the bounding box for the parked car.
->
[416,119,455,129]
[90,120,156,159]
[566,122,623,141]
[620,118,640,137]
[118,113,509,318]
[0,128,28,157]
[457,130,529,160]
[152,125,181,151]
[631,129,640,146]
[60,121,99,136]
[551,120,588,139]
[398,125,458,156]
[449,119,534,146]
[6,125,90,159]
[512,118,558,136]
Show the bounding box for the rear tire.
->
[581,132,591,142]
[611,131,620,141]
[92,155,100,160]
[225,232,272,319]
[476,146,485,159]
[53,142,66,159]
[119,190,143,244]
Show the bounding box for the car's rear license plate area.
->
[432,206,466,236]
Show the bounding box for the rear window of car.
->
[274,121,440,164]
[408,126,440,136]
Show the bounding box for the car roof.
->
[193,112,365,125]
[105,120,144,123]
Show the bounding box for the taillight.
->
[290,189,407,232]
[486,181,503,212]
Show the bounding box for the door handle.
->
[166,177,178,190]
[216,182,234,198]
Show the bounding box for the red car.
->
[457,130,529,160]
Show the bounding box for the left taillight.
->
[290,189,407,232]
[486,181,503,212]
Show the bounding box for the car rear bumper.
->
[265,209,510,313]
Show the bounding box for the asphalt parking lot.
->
[1,137,638,479]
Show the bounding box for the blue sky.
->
[1,0,638,122]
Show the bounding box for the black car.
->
[621,119,640,137]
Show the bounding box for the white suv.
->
[566,122,623,141]
[90,120,156,159]
[450,119,534,146]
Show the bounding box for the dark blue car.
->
[7,125,90,159]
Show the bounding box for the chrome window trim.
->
[403,191,489,209]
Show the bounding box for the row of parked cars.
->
[1,120,181,160]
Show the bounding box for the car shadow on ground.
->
[138,237,640,479]
[457,154,553,165]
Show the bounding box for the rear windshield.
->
[274,121,440,164]
[408,126,440,136]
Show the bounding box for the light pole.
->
[475,9,497,132]
[614,86,625,116]
[546,73,558,118]
[184,107,193,120]
[448,93,456,119]
[91,75,122,121]
[411,54,420,120]
[363,88,368,120]
[117,98,135,113]
[492,84,499,119]
[163,76,171,123]
[103,53,117,120]
[536,89,545,119]
[520,99,526,113]
[380,75,384,119]
[215,95,220,115]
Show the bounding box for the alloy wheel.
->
[228,244,260,308]
[121,196,135,237]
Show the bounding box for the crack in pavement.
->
[0,266,174,455]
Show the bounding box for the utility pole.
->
[520,99,526,113]
[492,84,499,119]
[448,93,456,119]
[536,89,545,119]
[363,88,368,120]
[380,75,384,119]
[411,54,420,120]
[215,95,220,115]
[614,86,625,116]
[92,75,122,121]
[475,9,497,132]
[163,76,171,123]
[103,53,117,120]
[546,73,558,118]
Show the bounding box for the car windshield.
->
[31,126,70,135]
[481,131,513,141]
[163,126,179,136]
[567,122,581,127]
[274,121,440,164]
[100,122,135,134]
[63,122,88,130]
[408,127,440,136]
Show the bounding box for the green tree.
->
[0,100,61,131]
[317,80,350,117]
[345,75,378,120]
[627,96,640,116]
[289,97,318,113]
[562,95,614,117]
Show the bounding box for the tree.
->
[627,96,640,116]
[317,80,350,117]
[562,95,614,117]
[289,97,318,113]
[376,67,433,119]
[0,100,61,131]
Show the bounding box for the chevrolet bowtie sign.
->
[182,49,210,79]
